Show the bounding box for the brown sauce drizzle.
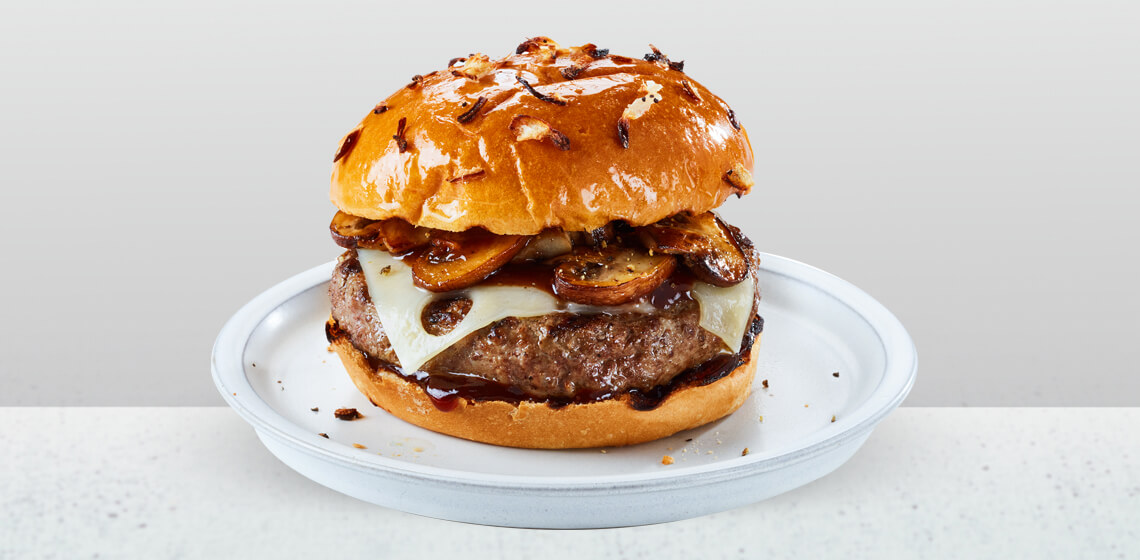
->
[648,268,696,309]
[418,369,532,412]
[482,263,557,295]
[629,314,764,411]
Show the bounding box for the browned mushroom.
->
[330,212,431,253]
[553,247,676,305]
[638,212,748,287]
[407,230,530,292]
[329,211,383,249]
[512,229,573,262]
[373,219,432,253]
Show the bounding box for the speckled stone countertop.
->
[2,408,1137,558]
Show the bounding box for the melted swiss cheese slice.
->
[357,249,755,373]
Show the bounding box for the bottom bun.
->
[328,319,759,449]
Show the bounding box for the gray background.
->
[1,0,1136,406]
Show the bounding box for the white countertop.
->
[2,408,1137,558]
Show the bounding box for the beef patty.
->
[329,250,760,400]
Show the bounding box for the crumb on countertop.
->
[352,443,366,449]
[335,408,362,421]
[742,448,749,456]
[318,433,329,439]
[662,455,674,465]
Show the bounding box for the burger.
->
[325,37,761,449]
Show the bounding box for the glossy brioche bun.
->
[328,319,759,449]
[330,37,753,235]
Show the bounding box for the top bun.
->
[330,38,754,235]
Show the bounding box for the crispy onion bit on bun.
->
[723,163,755,194]
[452,54,496,80]
[509,115,570,150]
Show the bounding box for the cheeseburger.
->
[326,37,761,449]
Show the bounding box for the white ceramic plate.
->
[212,253,916,528]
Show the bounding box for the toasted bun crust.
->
[329,321,758,449]
[330,38,753,235]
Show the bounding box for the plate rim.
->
[212,253,917,493]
